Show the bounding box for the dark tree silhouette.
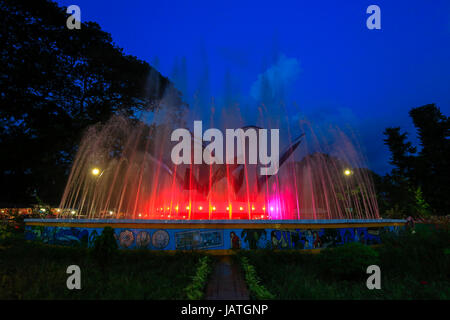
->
[0,0,184,206]
[383,104,449,216]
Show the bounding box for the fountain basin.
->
[24,218,405,254]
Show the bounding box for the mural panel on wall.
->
[25,224,400,251]
[175,230,223,250]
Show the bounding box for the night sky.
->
[57,0,450,174]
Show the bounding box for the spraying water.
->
[58,100,380,220]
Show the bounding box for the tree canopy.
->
[383,104,449,216]
[0,0,184,206]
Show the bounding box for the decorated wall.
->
[24,222,402,252]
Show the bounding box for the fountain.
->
[24,87,405,252]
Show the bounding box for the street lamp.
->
[91,168,101,176]
[344,169,352,176]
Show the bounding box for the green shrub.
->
[318,242,380,281]
[92,227,118,268]
[0,237,202,299]
[0,223,13,244]
[384,204,407,219]
[379,227,450,280]
[184,256,211,300]
[239,256,275,300]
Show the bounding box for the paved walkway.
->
[205,255,250,300]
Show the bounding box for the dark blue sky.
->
[58,0,450,174]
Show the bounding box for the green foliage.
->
[414,187,431,217]
[379,227,450,280]
[0,0,184,206]
[0,210,27,240]
[239,229,450,300]
[0,223,13,243]
[382,104,450,216]
[184,256,211,300]
[383,204,407,219]
[380,186,432,219]
[92,227,118,267]
[0,238,200,299]
[239,256,275,300]
[318,242,379,281]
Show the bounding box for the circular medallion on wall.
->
[119,230,135,248]
[136,231,151,248]
[152,230,170,249]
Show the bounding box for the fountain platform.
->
[24,218,405,254]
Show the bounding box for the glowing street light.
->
[91,168,101,176]
[344,169,352,176]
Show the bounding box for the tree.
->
[383,104,449,216]
[381,127,417,215]
[0,0,185,206]
[383,127,416,178]
[409,104,449,214]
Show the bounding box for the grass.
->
[0,233,206,300]
[238,228,450,300]
[1,224,449,300]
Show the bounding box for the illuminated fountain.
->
[24,91,404,252]
[54,113,379,221]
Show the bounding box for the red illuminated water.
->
[58,109,380,220]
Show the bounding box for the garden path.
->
[205,255,249,300]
